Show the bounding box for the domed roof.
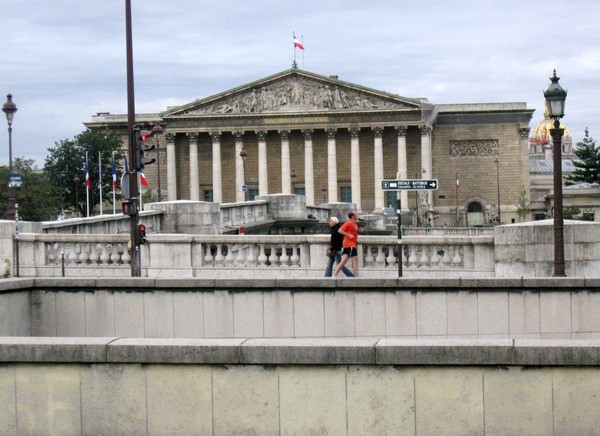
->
[530,101,571,145]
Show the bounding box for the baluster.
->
[442,245,452,268]
[115,243,125,264]
[121,246,131,265]
[430,246,440,269]
[279,244,289,267]
[79,243,89,264]
[375,245,386,267]
[47,243,57,265]
[246,244,256,266]
[234,243,246,267]
[67,243,78,264]
[89,243,100,264]
[108,243,117,264]
[386,246,397,268]
[214,244,225,267]
[99,243,110,265]
[257,244,268,266]
[418,245,430,268]
[408,245,418,268]
[452,245,463,267]
[268,244,279,267]
[225,243,235,266]
[401,244,407,267]
[204,244,214,266]
[364,245,374,267]
[290,244,300,267]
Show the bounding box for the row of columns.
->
[164,126,433,211]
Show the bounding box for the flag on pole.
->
[112,154,117,189]
[98,152,103,216]
[85,158,91,190]
[124,154,129,173]
[140,168,149,186]
[293,33,304,50]
[456,176,460,189]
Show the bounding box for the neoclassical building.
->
[86,67,534,226]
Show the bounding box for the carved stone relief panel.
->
[450,139,499,157]
[186,76,411,116]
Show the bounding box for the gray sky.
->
[1,0,598,167]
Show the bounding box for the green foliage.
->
[566,128,599,185]
[0,158,60,221]
[563,207,594,221]
[44,129,123,217]
[516,185,531,220]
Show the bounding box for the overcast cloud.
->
[1,0,599,166]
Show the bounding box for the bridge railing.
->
[16,232,495,278]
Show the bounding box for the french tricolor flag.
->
[293,34,304,50]
[456,176,460,189]
[140,168,149,187]
[111,154,117,189]
[85,160,91,190]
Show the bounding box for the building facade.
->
[86,68,534,226]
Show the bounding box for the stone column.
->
[303,129,315,205]
[165,132,177,201]
[210,131,222,204]
[327,128,338,203]
[234,131,245,203]
[420,124,433,210]
[350,127,362,211]
[397,126,409,211]
[187,133,200,201]
[519,127,531,205]
[280,129,291,194]
[373,126,384,210]
[257,130,268,196]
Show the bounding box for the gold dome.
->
[530,101,571,145]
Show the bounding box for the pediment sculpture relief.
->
[186,77,409,115]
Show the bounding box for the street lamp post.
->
[152,121,164,201]
[321,184,327,203]
[2,94,17,220]
[544,69,567,277]
[494,158,501,224]
[239,145,248,201]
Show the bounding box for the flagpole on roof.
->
[86,151,90,218]
[112,151,116,214]
[292,31,297,68]
[301,35,304,69]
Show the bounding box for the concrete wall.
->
[1,338,600,435]
[3,278,600,339]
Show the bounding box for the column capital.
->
[373,126,384,138]
[327,128,336,139]
[302,129,313,140]
[419,124,432,136]
[165,132,176,143]
[186,132,199,143]
[350,127,360,138]
[519,127,531,139]
[210,131,221,142]
[279,129,290,140]
[256,130,267,141]
[234,130,244,141]
[396,126,408,137]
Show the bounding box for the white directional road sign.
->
[381,179,438,191]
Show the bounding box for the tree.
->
[0,158,61,221]
[516,185,531,221]
[44,129,123,217]
[566,128,599,185]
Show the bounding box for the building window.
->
[249,188,259,201]
[204,190,213,202]
[340,186,352,203]
[294,187,305,196]
[386,191,398,208]
[534,213,546,221]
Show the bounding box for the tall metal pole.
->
[495,159,501,224]
[125,0,141,276]
[551,120,566,276]
[2,94,17,221]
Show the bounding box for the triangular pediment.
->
[162,69,422,117]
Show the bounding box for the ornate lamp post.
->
[544,70,567,277]
[494,158,501,224]
[151,121,164,201]
[321,184,327,203]
[2,94,17,220]
[239,145,248,201]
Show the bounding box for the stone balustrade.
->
[15,233,495,278]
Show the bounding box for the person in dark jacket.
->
[325,216,354,277]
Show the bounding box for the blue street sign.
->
[242,184,248,192]
[381,179,438,191]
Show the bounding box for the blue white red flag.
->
[140,168,149,186]
[85,159,91,190]
[293,34,304,50]
[112,154,117,189]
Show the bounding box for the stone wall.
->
[1,337,600,434]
